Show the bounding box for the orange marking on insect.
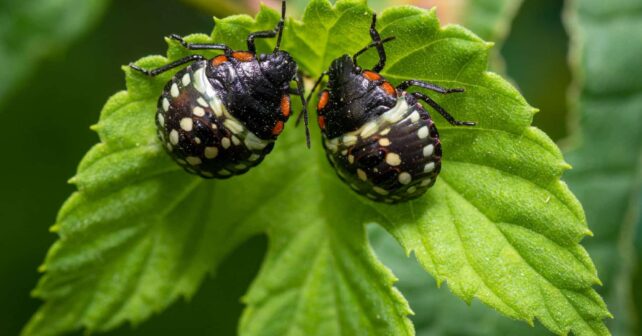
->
[280,95,291,117]
[272,121,285,135]
[232,51,254,62]
[317,91,329,110]
[212,55,228,66]
[363,71,381,81]
[318,115,326,129]
[380,82,396,95]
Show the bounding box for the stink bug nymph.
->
[130,0,309,178]
[306,14,475,203]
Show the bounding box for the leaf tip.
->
[49,224,60,233]
[37,264,46,273]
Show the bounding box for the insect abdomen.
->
[323,94,441,203]
[156,61,273,178]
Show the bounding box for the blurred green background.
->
[0,0,627,335]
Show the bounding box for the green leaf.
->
[25,0,609,335]
[0,0,109,109]
[563,0,642,334]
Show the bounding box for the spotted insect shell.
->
[322,94,442,203]
[156,60,274,178]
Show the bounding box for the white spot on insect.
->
[231,136,240,146]
[248,154,261,161]
[182,73,191,86]
[382,98,409,123]
[202,171,214,177]
[384,199,394,204]
[193,106,205,117]
[211,123,218,130]
[166,143,172,151]
[423,144,434,157]
[350,183,359,190]
[218,169,231,176]
[221,137,231,149]
[417,126,429,139]
[157,113,165,127]
[169,130,179,145]
[385,152,401,166]
[186,156,202,165]
[407,186,417,194]
[348,155,355,164]
[197,97,208,107]
[244,132,268,150]
[325,141,338,153]
[235,163,247,170]
[176,158,186,165]
[194,137,201,144]
[211,100,223,117]
[373,186,389,195]
[366,193,377,200]
[360,121,378,138]
[341,149,348,156]
[357,169,367,181]
[204,147,218,159]
[424,162,435,173]
[380,128,391,136]
[180,118,193,131]
[193,68,206,93]
[224,119,244,134]
[170,83,179,97]
[398,172,412,185]
[410,111,420,122]
[162,98,170,112]
[378,138,390,146]
[420,178,432,187]
[342,135,357,146]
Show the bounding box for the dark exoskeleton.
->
[305,14,475,203]
[130,0,309,178]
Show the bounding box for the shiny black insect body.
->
[307,14,475,203]
[130,0,308,178]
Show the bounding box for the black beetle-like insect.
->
[306,14,475,203]
[130,0,308,178]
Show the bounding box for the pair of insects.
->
[130,0,475,203]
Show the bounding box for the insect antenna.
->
[274,0,286,51]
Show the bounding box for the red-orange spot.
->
[212,55,228,66]
[272,121,285,135]
[363,71,382,81]
[317,91,329,110]
[380,81,396,96]
[280,95,291,117]
[317,115,326,129]
[232,51,254,62]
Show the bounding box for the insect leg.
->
[296,71,328,126]
[412,92,476,126]
[398,80,464,94]
[247,0,286,53]
[292,71,311,148]
[168,34,232,55]
[352,14,395,72]
[129,54,206,77]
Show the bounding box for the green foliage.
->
[563,0,642,334]
[0,0,108,107]
[24,0,610,335]
[460,0,523,43]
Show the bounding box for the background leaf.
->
[23,0,610,335]
[0,0,109,108]
[563,0,642,334]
